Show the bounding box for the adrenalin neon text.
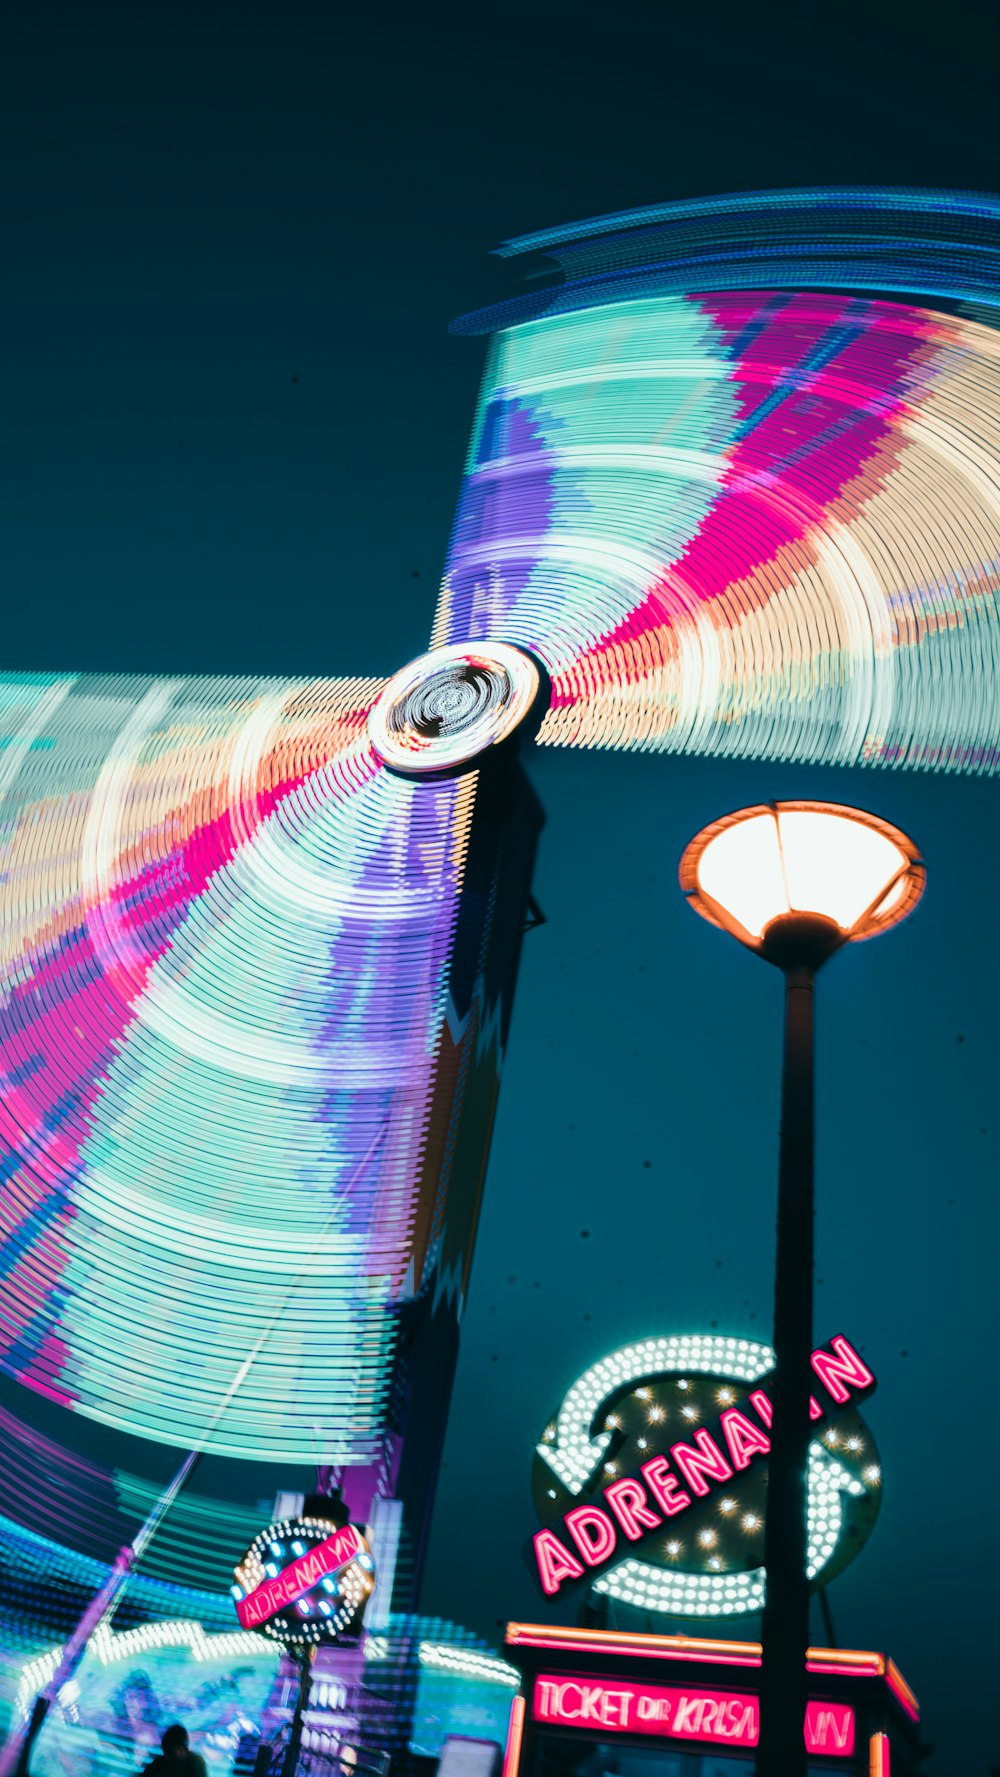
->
[534,1336,873,1595]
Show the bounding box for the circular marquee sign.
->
[232,1514,375,1648]
[368,642,544,776]
[531,1333,881,1620]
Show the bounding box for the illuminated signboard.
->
[532,1334,880,1617]
[233,1514,375,1647]
[532,1673,855,1757]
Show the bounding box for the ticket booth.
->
[500,1625,920,1777]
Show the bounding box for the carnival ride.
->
[1,187,999,1768]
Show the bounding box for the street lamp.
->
[679,801,925,1777]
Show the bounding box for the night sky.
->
[5,4,1000,1771]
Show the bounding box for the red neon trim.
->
[869,1730,890,1777]
[504,1625,761,1667]
[505,1627,910,1690]
[885,1659,920,1722]
[502,1694,525,1777]
[806,1646,884,1676]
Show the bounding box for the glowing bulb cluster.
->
[539,1334,880,1619]
[806,1445,866,1580]
[538,1336,775,1492]
[417,1643,520,1686]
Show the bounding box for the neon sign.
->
[531,1673,855,1757]
[532,1333,881,1615]
[233,1515,375,1647]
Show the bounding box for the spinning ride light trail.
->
[0,188,999,1732]
[0,674,477,1459]
[0,1399,269,1589]
[0,1196,381,1777]
[440,226,1000,765]
[0,656,546,1745]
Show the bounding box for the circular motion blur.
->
[1,189,999,1763]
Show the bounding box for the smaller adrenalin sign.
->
[233,1513,376,1648]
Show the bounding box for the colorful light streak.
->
[1,1536,231,1628]
[0,1504,246,1725]
[438,257,1000,773]
[14,1619,275,1724]
[0,1401,271,1591]
[8,1623,280,1777]
[0,674,478,1459]
[466,190,1000,322]
[1,188,997,1700]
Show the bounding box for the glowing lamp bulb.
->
[680,801,924,966]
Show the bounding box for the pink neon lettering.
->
[748,1390,773,1428]
[805,1703,855,1755]
[669,1429,733,1497]
[733,1703,756,1739]
[533,1681,632,1729]
[640,1456,691,1517]
[552,1681,581,1720]
[235,1525,363,1628]
[533,1530,585,1596]
[672,1697,701,1733]
[719,1408,770,1470]
[604,1477,662,1541]
[532,1675,854,1758]
[565,1505,618,1566]
[810,1396,823,1419]
[811,1336,874,1405]
[534,1681,561,1719]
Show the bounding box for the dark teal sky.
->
[4,4,1000,1771]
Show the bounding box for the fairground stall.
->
[501,1625,918,1777]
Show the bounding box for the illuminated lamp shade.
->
[679,802,925,968]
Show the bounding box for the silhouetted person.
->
[141,1723,208,1776]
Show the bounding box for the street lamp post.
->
[679,802,925,1777]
